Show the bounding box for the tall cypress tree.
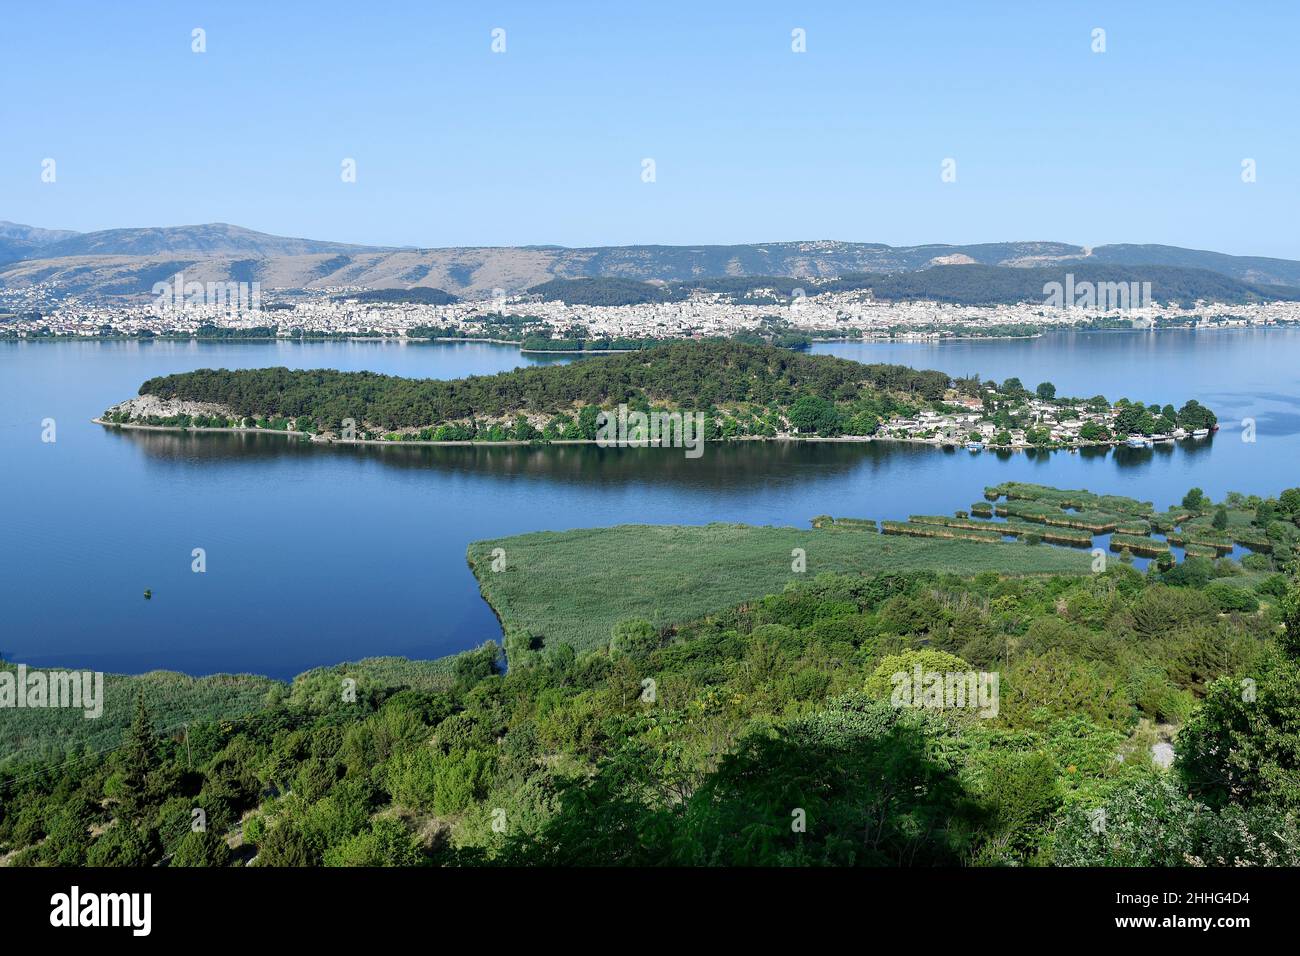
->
[1282,582,1300,659]
[118,690,158,824]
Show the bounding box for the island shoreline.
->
[91,417,1203,453]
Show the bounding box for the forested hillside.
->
[691,265,1300,306]
[526,277,673,305]
[522,266,1300,308]
[828,263,1300,306]
[130,341,952,432]
[332,287,459,305]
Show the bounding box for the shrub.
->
[386,747,495,816]
[1052,775,1300,866]
[171,829,232,867]
[255,822,316,866]
[864,648,972,701]
[1178,656,1300,810]
[1203,582,1259,613]
[1256,574,1291,600]
[323,819,427,867]
[1242,553,1273,572]
[1127,585,1215,636]
[609,618,660,658]
[86,823,161,867]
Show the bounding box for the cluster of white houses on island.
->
[879,396,1210,450]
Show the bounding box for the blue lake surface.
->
[2,330,1297,678]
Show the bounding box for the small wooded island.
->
[97,340,1218,451]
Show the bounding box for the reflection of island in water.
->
[106,425,1216,491]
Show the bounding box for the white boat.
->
[1125,436,1150,448]
[1192,428,1209,438]
[965,441,983,451]
[1150,433,1171,442]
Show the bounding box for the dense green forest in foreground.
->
[4,483,1299,867]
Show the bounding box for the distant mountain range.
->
[0,221,384,262]
[3,220,1300,302]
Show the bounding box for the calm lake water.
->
[2,330,1297,678]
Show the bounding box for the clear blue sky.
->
[2,0,1297,256]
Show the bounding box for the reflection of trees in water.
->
[110,428,930,489]
[104,427,315,463]
[1177,436,1215,458]
[107,426,1208,491]
[1112,438,1212,466]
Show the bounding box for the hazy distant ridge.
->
[4,221,1300,298]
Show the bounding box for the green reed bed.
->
[880,520,1005,543]
[1108,534,1171,557]
[468,523,1092,653]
